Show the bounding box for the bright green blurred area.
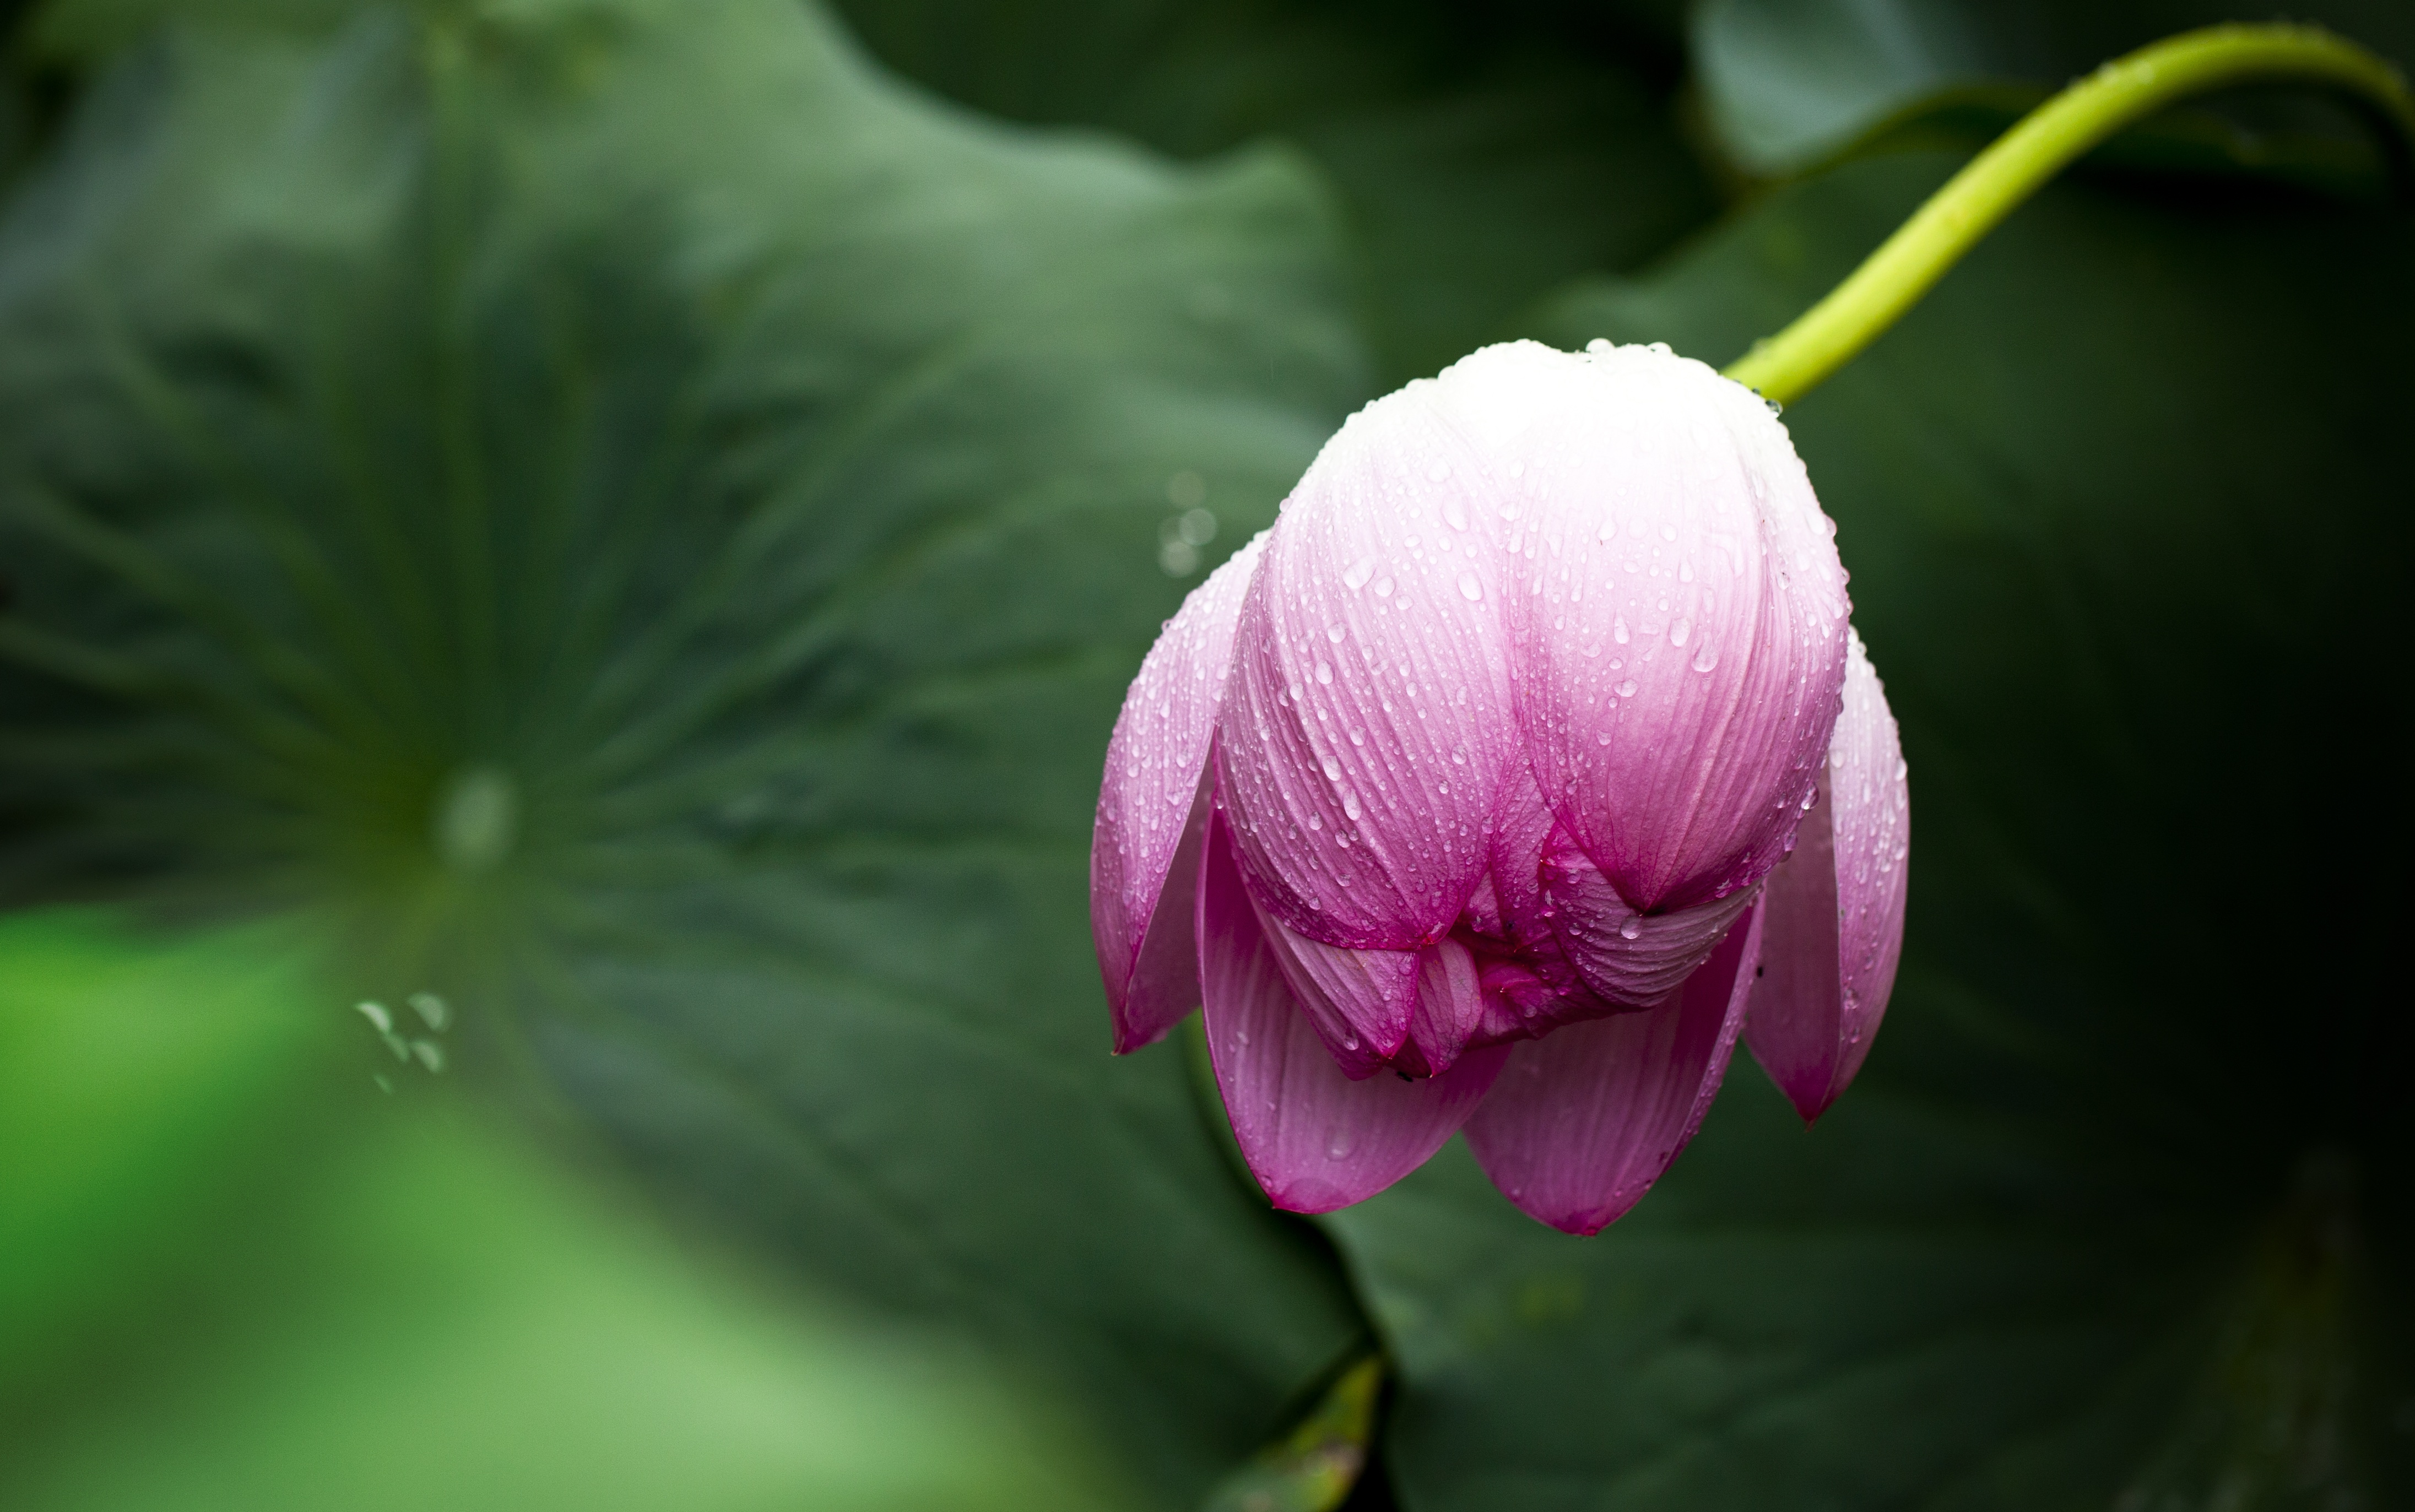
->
[0,911,1122,1511]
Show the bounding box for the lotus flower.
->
[1092,342,1909,1234]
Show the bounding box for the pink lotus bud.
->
[1091,342,1909,1233]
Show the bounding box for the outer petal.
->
[1200,810,1509,1213]
[1539,831,1758,1009]
[1496,341,1850,911]
[1092,534,1267,1052]
[1215,379,1519,950]
[1464,899,1764,1235]
[1746,630,1909,1122]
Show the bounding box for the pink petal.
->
[1466,763,1556,940]
[1214,379,1520,951]
[1199,809,1509,1213]
[1093,534,1267,1052]
[1464,898,1764,1235]
[1492,342,1850,911]
[1746,630,1909,1123]
[1539,830,1758,1009]
[1255,907,1419,1079]
[1394,935,1486,1077]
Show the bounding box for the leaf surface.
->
[829,0,1719,383]
[1691,0,2415,178]
[0,3,1373,1500]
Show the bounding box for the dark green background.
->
[0,1,2405,1507]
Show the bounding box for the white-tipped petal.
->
[1495,342,1849,911]
[1215,381,1519,950]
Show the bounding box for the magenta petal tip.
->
[1464,902,1764,1235]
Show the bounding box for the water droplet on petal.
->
[1344,556,1377,591]
[1458,573,1483,602]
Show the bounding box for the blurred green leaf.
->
[0,909,328,1381]
[0,911,1123,1512]
[828,0,1719,383]
[0,1,1373,1501]
[1325,154,2414,1509]
[1691,0,2415,180]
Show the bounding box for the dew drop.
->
[1618,918,1643,940]
[1612,615,1629,644]
[1343,556,1377,591]
[1344,791,1362,821]
[1458,573,1483,602]
[1670,618,1692,647]
[1616,679,1639,698]
[1315,662,1334,685]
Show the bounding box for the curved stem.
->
[1723,24,2415,407]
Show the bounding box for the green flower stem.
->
[1724,24,2415,406]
